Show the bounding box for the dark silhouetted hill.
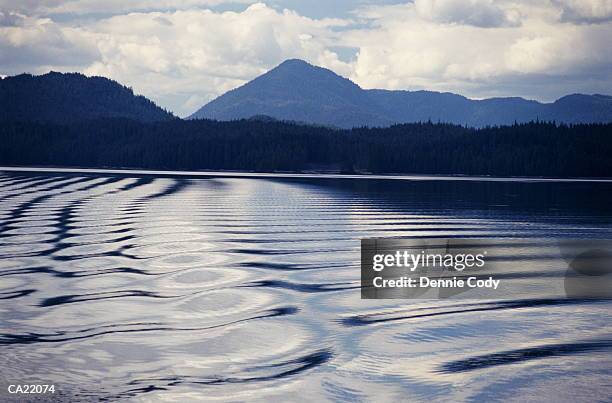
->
[189,59,389,128]
[0,72,175,124]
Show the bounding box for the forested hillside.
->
[0,72,175,124]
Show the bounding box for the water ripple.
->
[1,170,611,401]
[438,340,612,373]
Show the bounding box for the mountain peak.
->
[276,58,313,68]
[263,58,354,85]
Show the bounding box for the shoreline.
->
[2,166,612,183]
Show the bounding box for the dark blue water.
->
[0,169,611,402]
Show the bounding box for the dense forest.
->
[0,72,175,124]
[1,118,611,177]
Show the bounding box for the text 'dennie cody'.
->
[360,238,612,300]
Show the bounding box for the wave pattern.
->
[1,171,611,401]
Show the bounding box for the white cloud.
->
[0,0,256,15]
[414,0,519,27]
[555,0,612,23]
[345,1,612,100]
[79,4,352,115]
[0,12,99,70]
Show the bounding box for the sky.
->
[1,0,611,117]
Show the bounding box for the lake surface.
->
[1,169,611,402]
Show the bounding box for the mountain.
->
[189,59,612,128]
[190,59,386,127]
[0,72,175,124]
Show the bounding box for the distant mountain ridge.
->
[0,72,174,124]
[189,59,612,128]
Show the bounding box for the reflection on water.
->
[0,170,611,402]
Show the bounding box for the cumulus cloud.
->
[345,0,612,100]
[0,12,99,71]
[555,0,612,23]
[0,0,256,15]
[83,4,351,115]
[414,0,519,28]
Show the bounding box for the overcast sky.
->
[1,0,611,116]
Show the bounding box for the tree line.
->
[1,118,611,177]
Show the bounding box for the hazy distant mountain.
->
[0,72,174,124]
[189,59,612,128]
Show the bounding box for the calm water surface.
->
[0,169,611,402]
